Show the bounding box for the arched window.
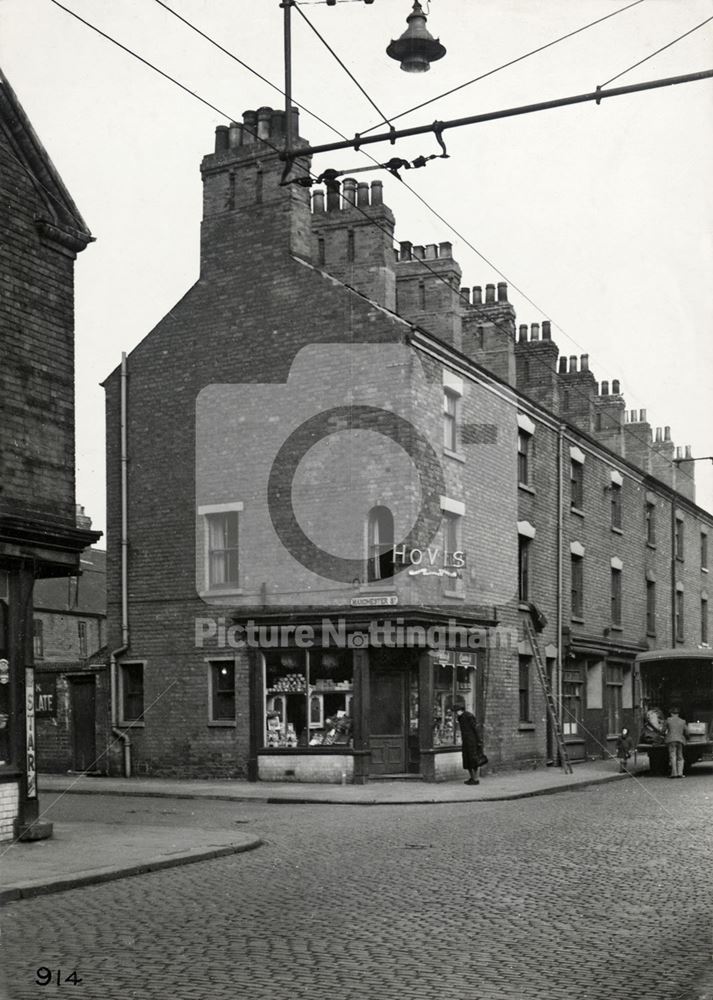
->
[367,505,394,582]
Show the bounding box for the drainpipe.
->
[671,467,677,648]
[556,424,565,760]
[110,352,131,777]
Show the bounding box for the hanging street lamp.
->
[386,1,446,74]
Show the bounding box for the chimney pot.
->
[685,444,692,458]
[215,125,229,153]
[357,181,370,206]
[639,409,646,423]
[256,107,272,139]
[485,284,496,303]
[569,355,577,373]
[370,180,383,206]
[342,177,357,206]
[425,243,438,260]
[601,381,609,396]
[542,320,551,340]
[414,245,425,259]
[518,324,528,343]
[399,240,413,261]
[312,189,325,213]
[497,282,508,302]
[439,242,452,258]
[326,179,341,212]
[655,427,662,441]
[676,446,683,459]
[530,323,540,341]
[472,286,482,305]
[558,357,567,374]
[460,287,470,304]
[612,379,620,394]
[270,110,285,138]
[228,122,242,148]
[580,354,589,372]
[664,426,671,441]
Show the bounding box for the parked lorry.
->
[636,648,713,775]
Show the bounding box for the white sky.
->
[1,0,712,538]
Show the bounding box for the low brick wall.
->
[258,754,354,784]
[0,780,19,842]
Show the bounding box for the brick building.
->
[32,538,108,775]
[0,68,99,838]
[103,107,712,783]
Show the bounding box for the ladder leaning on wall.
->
[523,615,573,775]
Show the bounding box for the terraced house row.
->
[99,106,711,783]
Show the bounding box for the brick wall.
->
[0,781,19,842]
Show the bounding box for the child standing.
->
[616,728,634,772]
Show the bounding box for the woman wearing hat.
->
[455,705,486,785]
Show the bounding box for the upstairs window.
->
[208,511,240,589]
[646,580,656,636]
[675,588,685,643]
[611,567,622,626]
[570,459,584,510]
[702,531,709,571]
[518,431,531,486]
[610,483,622,531]
[675,516,685,561]
[518,536,531,603]
[78,620,88,659]
[443,390,458,451]
[367,506,394,582]
[645,502,656,546]
[33,619,44,659]
[702,596,709,646]
[571,555,584,619]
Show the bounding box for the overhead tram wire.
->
[50,0,698,488]
[598,11,713,88]
[357,0,649,136]
[293,3,393,129]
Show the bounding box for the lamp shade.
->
[386,1,446,73]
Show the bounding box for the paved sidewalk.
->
[0,823,262,904]
[37,757,642,804]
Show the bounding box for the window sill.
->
[518,483,536,495]
[611,526,623,535]
[518,602,531,612]
[518,723,536,732]
[208,720,237,728]
[443,447,466,464]
[676,557,685,564]
[646,542,657,550]
[443,590,466,600]
[118,720,145,729]
[571,615,585,624]
[570,507,585,518]
[646,631,657,638]
[199,588,244,598]
[609,625,623,632]
[702,567,709,574]
[358,584,397,593]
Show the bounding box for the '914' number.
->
[36,969,82,986]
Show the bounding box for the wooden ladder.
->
[524,617,573,774]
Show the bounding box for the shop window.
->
[518,657,531,723]
[121,662,144,724]
[571,555,583,619]
[432,659,477,746]
[610,568,622,626]
[702,597,709,645]
[443,390,458,451]
[209,661,236,722]
[518,431,531,486]
[264,650,353,749]
[33,618,44,659]
[570,460,584,510]
[367,505,394,582]
[645,502,656,546]
[646,580,656,636]
[675,517,685,561]
[562,668,583,736]
[78,620,88,659]
[610,483,622,531]
[518,536,530,603]
[675,589,685,642]
[207,510,239,589]
[702,532,709,571]
[605,663,624,736]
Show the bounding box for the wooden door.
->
[369,670,406,774]
[70,676,96,773]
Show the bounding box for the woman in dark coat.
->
[456,706,484,785]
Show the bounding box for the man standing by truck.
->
[664,707,688,779]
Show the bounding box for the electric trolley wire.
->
[599,11,713,88]
[358,0,649,136]
[293,3,393,129]
[48,0,698,488]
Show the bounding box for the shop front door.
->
[70,676,96,773]
[369,669,406,775]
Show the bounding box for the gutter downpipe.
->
[110,351,131,777]
[556,424,565,764]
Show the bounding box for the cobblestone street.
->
[3,774,713,1000]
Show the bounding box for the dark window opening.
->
[122,663,144,723]
[211,661,236,721]
[367,505,394,582]
[571,555,584,619]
